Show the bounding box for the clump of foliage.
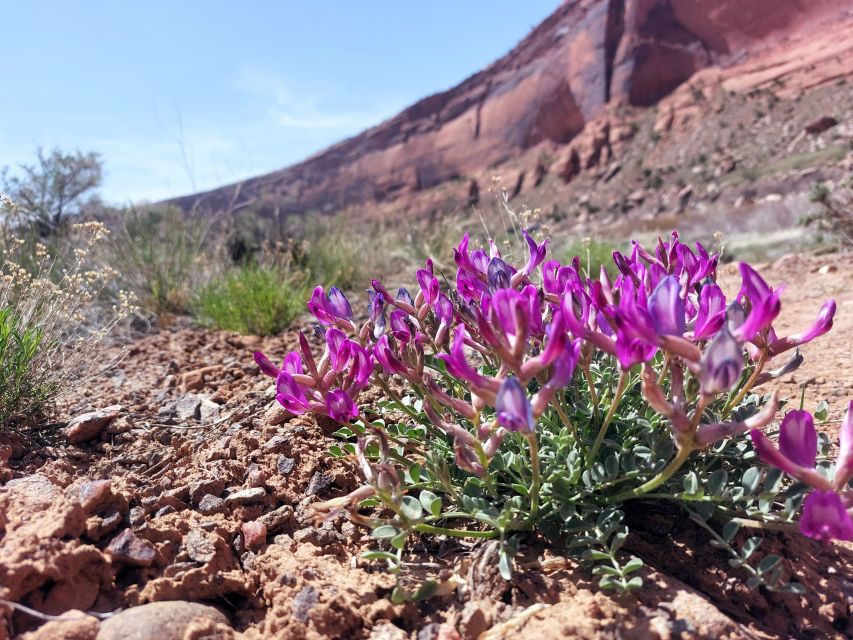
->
[562,236,618,279]
[253,227,847,598]
[98,205,215,316]
[193,258,307,336]
[802,182,853,249]
[0,195,134,429]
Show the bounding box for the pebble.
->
[189,478,226,505]
[96,601,229,640]
[224,487,266,505]
[277,455,296,476]
[291,585,318,623]
[175,394,202,421]
[63,405,123,444]
[242,521,267,550]
[106,529,156,567]
[78,480,113,514]
[305,472,333,496]
[198,494,225,515]
[185,529,216,563]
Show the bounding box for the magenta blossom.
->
[800,491,853,542]
[325,388,358,422]
[496,377,535,434]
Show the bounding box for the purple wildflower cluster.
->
[255,230,848,541]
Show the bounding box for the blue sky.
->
[1,2,558,204]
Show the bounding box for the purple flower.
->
[800,490,853,542]
[648,275,685,336]
[254,351,280,378]
[397,287,414,306]
[327,287,352,320]
[438,326,498,398]
[275,371,310,414]
[518,229,548,279]
[693,283,725,340]
[487,257,512,290]
[779,410,817,469]
[326,328,352,373]
[325,388,358,422]
[435,293,453,325]
[282,352,303,375]
[835,400,853,490]
[767,299,836,357]
[699,324,743,395]
[389,309,413,343]
[417,269,440,306]
[374,334,408,376]
[348,343,375,387]
[368,290,385,322]
[733,263,781,341]
[496,377,535,434]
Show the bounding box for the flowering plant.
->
[255,230,845,595]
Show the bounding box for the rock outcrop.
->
[174,0,853,216]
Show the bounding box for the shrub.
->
[253,228,842,598]
[98,206,216,316]
[193,263,307,336]
[562,236,618,279]
[0,208,134,430]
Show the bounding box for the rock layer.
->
[180,1,851,214]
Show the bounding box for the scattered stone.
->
[96,601,229,640]
[677,185,693,211]
[369,621,408,640]
[805,115,838,135]
[277,455,296,476]
[63,405,123,444]
[291,585,319,623]
[246,467,267,488]
[818,264,837,274]
[86,510,122,542]
[198,398,221,422]
[265,403,291,426]
[242,521,267,551]
[458,601,490,638]
[164,562,197,578]
[155,505,176,518]
[106,529,157,567]
[20,609,100,640]
[257,505,295,533]
[185,529,217,563]
[305,472,333,496]
[601,162,621,182]
[4,473,59,511]
[175,394,202,421]
[198,494,225,515]
[129,506,146,527]
[189,478,226,505]
[78,480,113,514]
[224,487,266,505]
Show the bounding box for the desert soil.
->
[0,252,851,640]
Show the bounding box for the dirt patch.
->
[1,254,851,639]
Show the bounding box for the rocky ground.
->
[0,253,851,640]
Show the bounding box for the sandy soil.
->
[0,253,851,640]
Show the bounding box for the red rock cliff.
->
[176,0,851,214]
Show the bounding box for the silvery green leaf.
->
[400,496,423,521]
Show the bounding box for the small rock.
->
[305,472,333,496]
[257,505,295,533]
[242,521,267,551]
[86,510,122,541]
[805,115,838,135]
[246,468,267,488]
[155,505,176,518]
[185,529,216,563]
[189,478,226,505]
[224,487,266,505]
[369,622,408,640]
[265,403,291,426]
[199,398,221,422]
[128,506,146,527]
[175,394,202,421]
[277,456,295,476]
[818,264,837,274]
[63,405,123,444]
[78,480,113,514]
[164,562,197,578]
[20,609,100,640]
[106,529,156,567]
[291,585,319,623]
[198,494,225,515]
[96,601,229,640]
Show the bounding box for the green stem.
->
[584,366,601,424]
[607,445,693,503]
[588,370,629,464]
[413,523,497,539]
[554,400,579,444]
[526,433,541,521]
[722,350,768,417]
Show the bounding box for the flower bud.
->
[699,324,743,395]
[496,377,535,434]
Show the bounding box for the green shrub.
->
[562,237,618,279]
[0,308,51,427]
[193,264,307,336]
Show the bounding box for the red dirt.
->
[1,253,851,639]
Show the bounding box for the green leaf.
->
[625,576,643,590]
[372,525,399,539]
[412,580,437,601]
[583,550,612,562]
[511,483,530,496]
[604,452,619,477]
[390,532,408,550]
[400,496,424,521]
[814,400,829,422]
[327,445,343,458]
[722,521,740,542]
[707,469,728,495]
[622,557,643,574]
[498,549,513,580]
[419,490,442,517]
[757,554,781,575]
[361,550,399,562]
[741,467,762,494]
[593,565,622,576]
[390,586,408,604]
[609,531,628,554]
[746,575,762,589]
[741,536,762,559]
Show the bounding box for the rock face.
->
[175,0,851,215]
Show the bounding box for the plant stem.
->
[583,366,601,424]
[526,433,541,521]
[607,445,693,503]
[723,350,768,417]
[554,400,578,444]
[413,523,497,539]
[657,353,670,386]
[588,369,628,464]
